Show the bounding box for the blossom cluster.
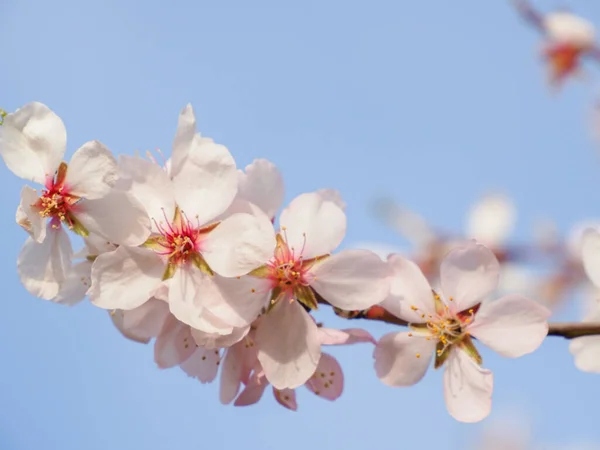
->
[0,100,570,424]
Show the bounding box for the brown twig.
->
[316,292,600,340]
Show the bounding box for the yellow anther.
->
[415,353,421,358]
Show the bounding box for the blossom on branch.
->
[373,241,550,422]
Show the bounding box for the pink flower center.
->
[152,211,201,265]
[34,162,79,229]
[265,233,313,295]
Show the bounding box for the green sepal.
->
[248,264,270,278]
[142,235,168,251]
[68,212,89,237]
[86,254,98,262]
[434,341,452,369]
[191,253,214,276]
[295,285,318,311]
[457,334,482,366]
[162,263,177,281]
[266,287,283,313]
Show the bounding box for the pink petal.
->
[468,295,550,358]
[279,192,346,259]
[238,159,285,220]
[305,353,343,401]
[191,324,250,350]
[319,327,376,346]
[201,213,276,278]
[569,336,600,373]
[220,344,245,404]
[373,332,434,387]
[111,298,170,343]
[234,374,269,407]
[440,241,500,313]
[581,228,600,289]
[53,260,92,306]
[443,349,493,423]
[172,140,238,225]
[273,388,297,411]
[207,275,271,328]
[256,300,321,390]
[17,224,72,300]
[180,347,221,383]
[382,253,435,322]
[154,314,196,369]
[0,102,66,184]
[117,155,175,227]
[64,141,117,199]
[18,185,46,242]
[311,249,391,310]
[74,190,151,246]
[89,246,164,310]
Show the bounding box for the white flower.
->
[374,241,550,422]
[89,104,276,333]
[0,102,150,299]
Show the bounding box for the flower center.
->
[267,231,312,293]
[33,162,81,230]
[144,207,218,278]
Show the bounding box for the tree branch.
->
[316,294,600,340]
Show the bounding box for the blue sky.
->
[2,0,600,448]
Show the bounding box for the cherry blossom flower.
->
[374,241,550,422]
[569,228,600,373]
[221,326,375,410]
[0,102,150,300]
[212,192,391,389]
[515,1,600,87]
[89,104,276,332]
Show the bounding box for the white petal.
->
[544,12,596,47]
[208,275,271,328]
[89,246,164,310]
[581,228,600,289]
[202,213,276,277]
[373,332,434,387]
[111,298,170,343]
[569,336,600,373]
[191,324,250,350]
[238,159,285,219]
[468,295,550,358]
[172,140,238,225]
[180,347,221,383]
[443,349,493,423]
[0,102,65,184]
[279,192,346,259]
[170,104,197,179]
[440,241,500,313]
[256,300,321,390]
[74,190,151,246]
[311,249,391,310]
[117,155,175,224]
[381,253,435,322]
[64,141,117,199]
[17,225,72,300]
[168,268,232,334]
[465,194,515,247]
[154,314,196,369]
[53,260,92,305]
[316,188,346,211]
[319,327,376,346]
[18,185,46,242]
